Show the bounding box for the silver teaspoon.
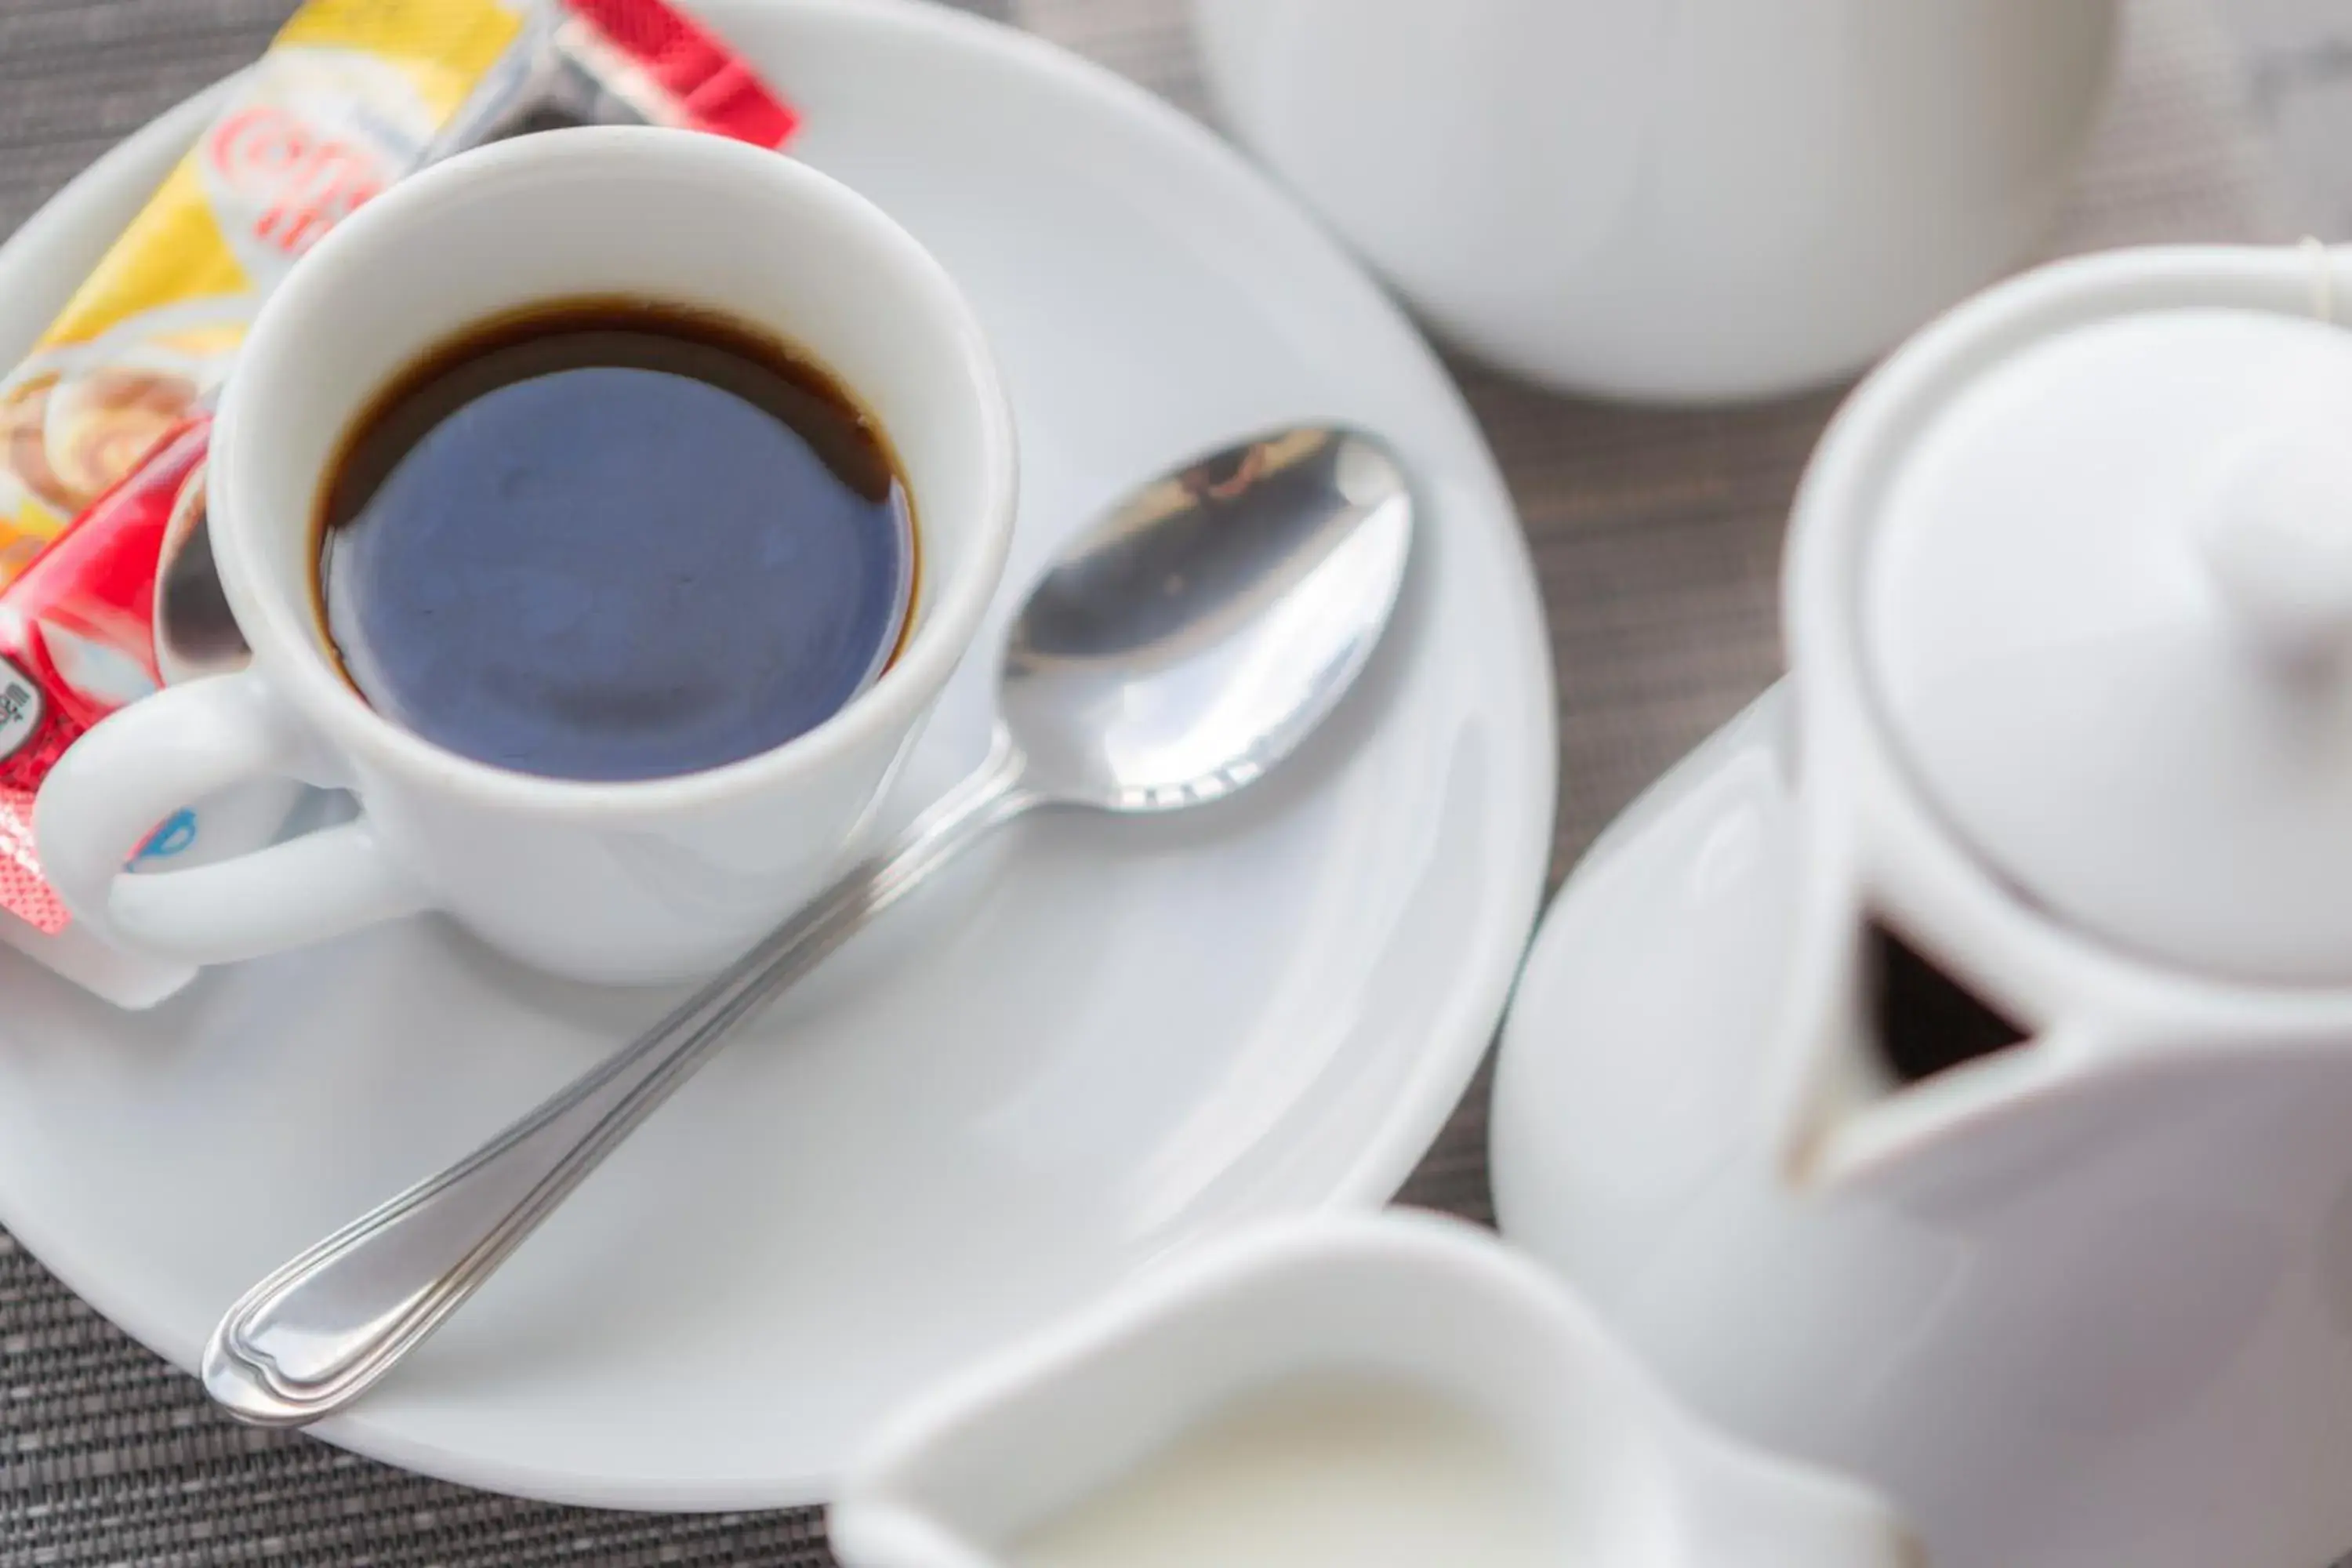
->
[203,425,1414,1427]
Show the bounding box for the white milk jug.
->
[831,1214,1915,1568]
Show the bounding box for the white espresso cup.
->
[38,127,1016,985]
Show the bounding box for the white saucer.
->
[0,0,1555,1510]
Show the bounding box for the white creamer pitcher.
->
[830,1214,1914,1568]
[1494,241,2352,1568]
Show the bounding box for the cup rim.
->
[207,125,1017,818]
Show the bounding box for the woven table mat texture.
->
[0,0,2332,1562]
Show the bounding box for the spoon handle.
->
[203,734,1035,1428]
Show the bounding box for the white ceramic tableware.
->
[0,0,1554,1508]
[200,426,1416,1431]
[832,1214,1917,1568]
[1493,241,2352,1568]
[1192,0,2118,402]
[36,125,1017,985]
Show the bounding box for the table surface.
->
[1,0,2344,1562]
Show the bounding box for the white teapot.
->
[1494,241,2352,1568]
[830,1214,1913,1568]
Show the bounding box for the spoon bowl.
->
[1003,427,1410,810]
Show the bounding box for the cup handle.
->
[35,670,431,965]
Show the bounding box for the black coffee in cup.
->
[315,299,915,782]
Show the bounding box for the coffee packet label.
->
[0,0,797,1004]
[0,0,530,581]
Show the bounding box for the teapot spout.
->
[1776,901,2059,1199]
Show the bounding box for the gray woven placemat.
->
[0,0,2321,1561]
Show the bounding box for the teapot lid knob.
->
[2198,422,2352,671]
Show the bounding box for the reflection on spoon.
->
[152,465,249,683]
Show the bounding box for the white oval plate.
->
[0,0,1555,1509]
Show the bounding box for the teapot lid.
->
[1866,306,2352,985]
